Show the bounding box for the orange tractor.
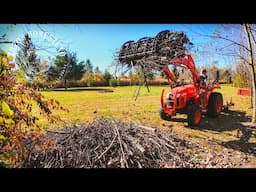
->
[159,54,223,126]
[118,30,223,126]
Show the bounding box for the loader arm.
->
[161,54,201,115]
[162,54,200,87]
[167,54,200,86]
[163,64,177,85]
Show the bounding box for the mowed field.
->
[40,85,256,166]
[41,85,251,129]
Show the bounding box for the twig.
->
[46,130,71,134]
[138,125,156,132]
[96,133,117,161]
[113,122,128,168]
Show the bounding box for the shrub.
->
[0,51,68,167]
[109,78,120,87]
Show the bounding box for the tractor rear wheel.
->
[187,105,202,126]
[207,92,223,117]
[159,108,172,121]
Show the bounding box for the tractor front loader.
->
[159,54,223,126]
[117,29,223,126]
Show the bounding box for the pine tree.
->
[15,34,40,81]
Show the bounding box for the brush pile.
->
[22,118,246,168]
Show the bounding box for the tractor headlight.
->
[166,93,173,100]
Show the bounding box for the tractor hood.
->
[162,84,198,115]
[169,84,197,97]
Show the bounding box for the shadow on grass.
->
[169,109,256,155]
[200,110,256,155]
[198,110,250,132]
[169,110,250,132]
[169,117,187,123]
[221,140,256,156]
[42,87,114,92]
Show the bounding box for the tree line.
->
[8,32,253,91]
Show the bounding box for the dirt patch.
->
[98,89,114,93]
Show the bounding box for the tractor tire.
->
[187,105,202,127]
[159,108,172,121]
[207,92,223,117]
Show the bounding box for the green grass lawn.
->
[40,84,252,130]
[40,86,169,128]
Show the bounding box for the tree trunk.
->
[64,78,67,90]
[250,66,256,123]
[244,24,256,124]
[251,82,253,108]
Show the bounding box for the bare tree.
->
[186,24,256,125]
[243,24,256,124]
[213,25,256,124]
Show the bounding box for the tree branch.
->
[184,25,250,52]
[36,24,46,33]
[217,43,236,51]
[214,34,250,52]
[0,41,25,48]
[239,55,252,65]
[248,25,256,46]
[215,51,251,65]
[0,41,15,44]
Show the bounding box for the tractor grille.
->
[176,98,180,107]
[167,100,174,108]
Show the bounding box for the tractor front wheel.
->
[159,108,172,121]
[207,92,223,117]
[187,105,202,126]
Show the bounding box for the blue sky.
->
[0,24,235,73]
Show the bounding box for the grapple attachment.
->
[118,30,193,69]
